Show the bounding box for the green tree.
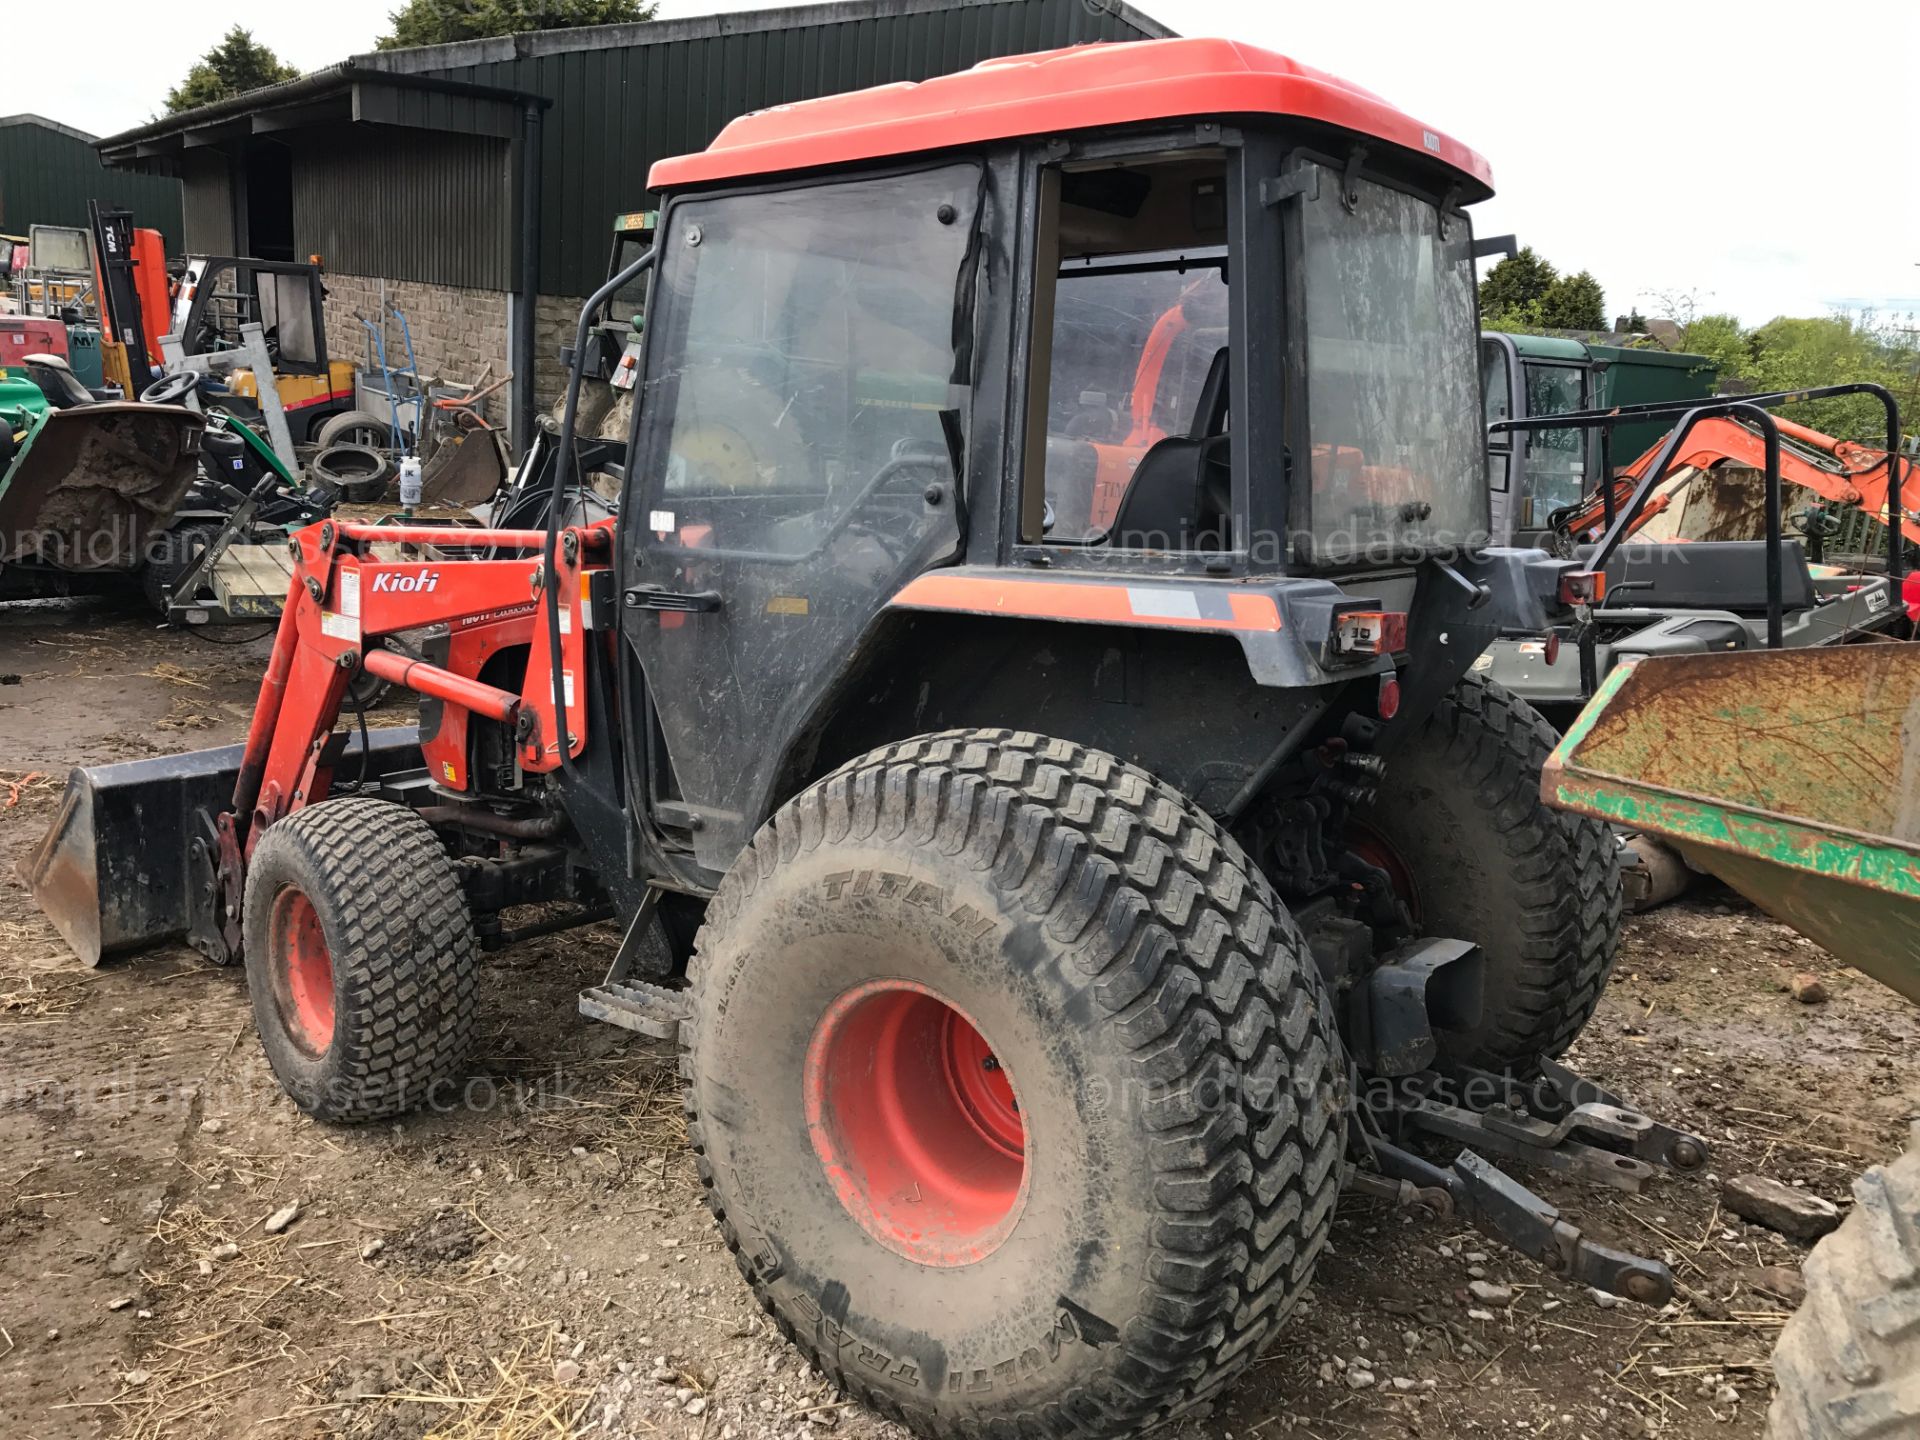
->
[1676,312,1752,382]
[1537,271,1606,331]
[1745,313,1909,439]
[1478,247,1557,327]
[378,0,655,49]
[164,27,300,114]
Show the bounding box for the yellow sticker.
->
[441,760,459,784]
[766,595,810,616]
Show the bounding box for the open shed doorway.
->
[245,142,294,263]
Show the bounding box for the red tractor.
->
[29,38,1706,1439]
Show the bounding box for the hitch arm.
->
[1365,1140,1674,1307]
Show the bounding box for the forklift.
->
[168,255,356,443]
[32,37,1740,1440]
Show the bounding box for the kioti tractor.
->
[30,38,1719,1438]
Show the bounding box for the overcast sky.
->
[26,0,1920,327]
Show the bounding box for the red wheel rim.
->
[270,888,335,1055]
[803,980,1028,1266]
[1347,822,1421,922]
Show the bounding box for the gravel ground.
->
[2,594,1914,1440]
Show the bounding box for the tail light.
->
[1334,610,1409,657]
[1559,570,1608,605]
[1376,673,1402,720]
[1903,570,1920,623]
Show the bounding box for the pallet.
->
[209,543,297,619]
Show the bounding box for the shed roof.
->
[355,0,1172,74]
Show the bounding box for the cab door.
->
[618,164,984,871]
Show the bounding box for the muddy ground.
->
[2,595,1915,1440]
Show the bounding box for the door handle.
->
[623,585,722,614]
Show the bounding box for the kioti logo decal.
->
[370,570,441,594]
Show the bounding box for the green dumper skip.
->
[1544,646,1920,1000]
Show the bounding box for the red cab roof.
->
[649,37,1492,195]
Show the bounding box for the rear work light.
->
[1333,610,1408,657]
[1559,570,1608,605]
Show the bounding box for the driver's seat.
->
[1110,346,1230,549]
[23,354,98,410]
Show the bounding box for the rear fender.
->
[766,604,1347,820]
[886,566,1391,689]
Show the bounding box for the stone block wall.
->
[533,291,593,413]
[320,272,511,428]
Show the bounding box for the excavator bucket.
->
[1544,646,1920,1002]
[20,728,423,967]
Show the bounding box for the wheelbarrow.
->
[1543,644,1919,1001]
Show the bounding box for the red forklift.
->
[29,38,1719,1439]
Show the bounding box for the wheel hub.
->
[803,980,1028,1266]
[271,887,335,1054]
[1348,821,1421,922]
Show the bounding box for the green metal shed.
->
[95,0,1172,445]
[0,115,183,249]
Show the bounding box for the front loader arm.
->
[211,517,612,954]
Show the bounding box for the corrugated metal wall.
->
[179,151,235,254]
[416,0,1159,294]
[0,119,184,246]
[292,127,511,290]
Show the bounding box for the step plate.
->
[579,980,689,1043]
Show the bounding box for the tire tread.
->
[684,730,1347,1440]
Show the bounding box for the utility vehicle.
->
[30,39,1719,1439]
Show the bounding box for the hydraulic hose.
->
[545,247,655,779]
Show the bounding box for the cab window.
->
[639,164,980,558]
[1024,152,1233,550]
[1517,361,1587,524]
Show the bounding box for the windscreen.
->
[1301,168,1487,561]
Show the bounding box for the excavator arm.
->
[1555,414,1920,547]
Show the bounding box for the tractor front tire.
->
[684,730,1346,1440]
[1355,674,1622,1072]
[1768,1143,1920,1439]
[241,798,478,1122]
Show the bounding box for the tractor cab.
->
[617,40,1537,869]
[627,41,1493,579]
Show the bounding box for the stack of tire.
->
[309,410,395,504]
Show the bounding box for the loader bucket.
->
[1544,646,1920,1003]
[19,727,423,967]
[19,743,245,967]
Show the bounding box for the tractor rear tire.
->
[1767,1143,1920,1440]
[684,729,1346,1440]
[241,798,478,1122]
[1355,674,1621,1073]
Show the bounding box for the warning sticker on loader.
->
[320,609,360,643]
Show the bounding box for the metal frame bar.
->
[1489,383,1907,653]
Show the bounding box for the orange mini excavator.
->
[1555,412,1920,550]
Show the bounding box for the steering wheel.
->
[140,371,200,407]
